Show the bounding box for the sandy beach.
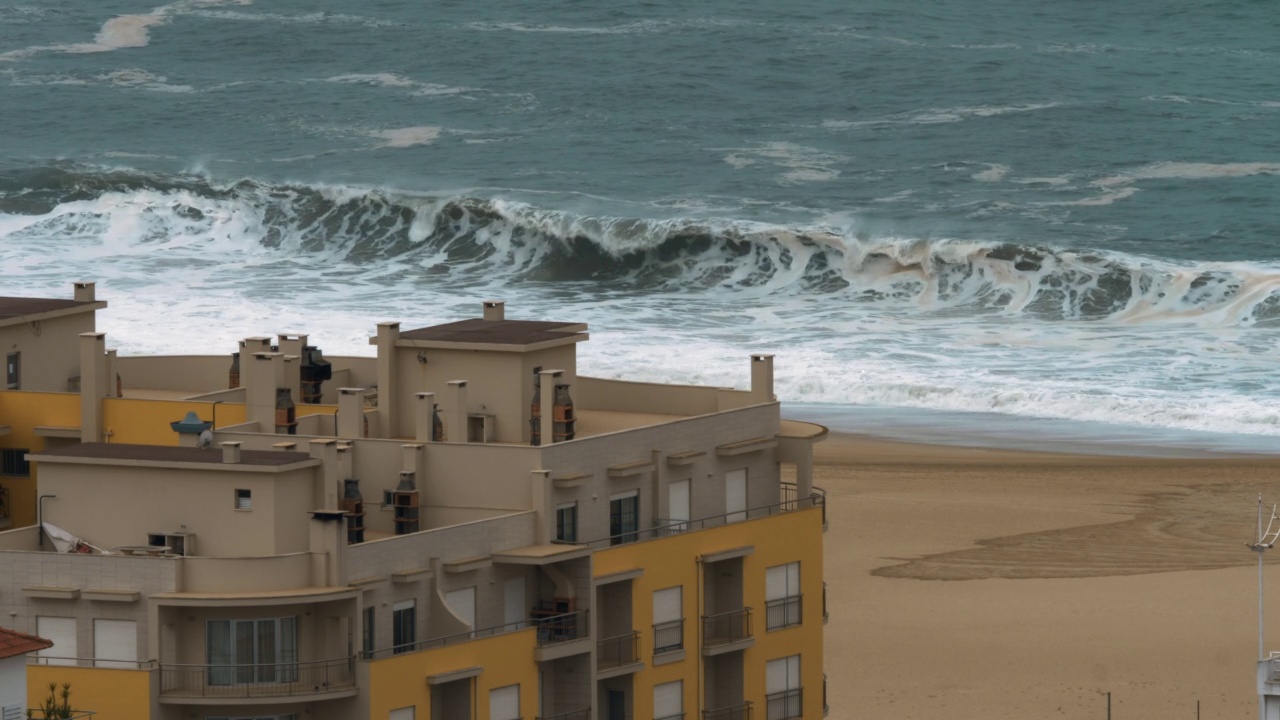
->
[819,433,1280,720]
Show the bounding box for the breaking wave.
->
[4,164,1280,328]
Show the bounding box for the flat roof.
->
[387,318,588,351]
[0,296,105,326]
[32,442,313,467]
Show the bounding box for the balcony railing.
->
[536,610,589,646]
[365,617,535,660]
[765,595,802,631]
[575,488,826,549]
[159,656,356,698]
[537,710,591,720]
[702,608,752,647]
[29,656,155,670]
[653,618,684,653]
[704,701,752,720]
[596,631,640,670]
[823,582,829,624]
[765,689,803,720]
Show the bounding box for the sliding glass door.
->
[207,617,298,685]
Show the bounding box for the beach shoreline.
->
[816,430,1280,719]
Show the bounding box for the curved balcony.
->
[158,656,357,704]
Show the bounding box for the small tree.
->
[27,682,75,720]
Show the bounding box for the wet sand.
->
[819,433,1280,719]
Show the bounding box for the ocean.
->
[2,0,1279,452]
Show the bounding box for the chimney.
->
[750,354,775,403]
[246,352,282,431]
[338,388,366,439]
[309,439,340,508]
[241,336,272,354]
[105,348,120,398]
[273,442,297,451]
[483,300,505,321]
[278,334,307,404]
[375,322,401,439]
[414,392,436,442]
[221,441,242,464]
[539,369,562,446]
[446,380,468,443]
[78,332,107,443]
[73,281,95,303]
[401,443,424,479]
[531,469,552,544]
[308,510,348,587]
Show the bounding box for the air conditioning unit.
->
[147,532,195,557]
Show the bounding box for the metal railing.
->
[765,595,802,631]
[596,631,640,670]
[159,656,355,698]
[365,617,536,660]
[765,689,803,720]
[823,673,830,717]
[537,710,591,720]
[26,712,96,719]
[578,489,825,549]
[702,607,752,647]
[822,582,829,624]
[536,610,589,646]
[29,656,156,670]
[703,702,752,720]
[653,618,684,653]
[782,483,827,527]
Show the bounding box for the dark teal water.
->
[2,0,1280,440]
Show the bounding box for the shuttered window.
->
[489,684,519,720]
[766,655,801,693]
[668,480,690,530]
[766,562,803,630]
[653,586,682,625]
[3,703,25,720]
[725,469,747,522]
[93,619,137,668]
[389,707,416,720]
[654,680,683,720]
[36,616,76,665]
[444,587,476,630]
[652,586,683,653]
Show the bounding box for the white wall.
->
[0,654,28,716]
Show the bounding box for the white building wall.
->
[0,654,27,719]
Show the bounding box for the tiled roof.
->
[0,626,53,660]
[0,297,97,321]
[399,318,585,345]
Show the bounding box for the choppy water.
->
[2,0,1280,442]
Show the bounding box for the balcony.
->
[704,702,752,720]
[596,631,641,677]
[765,595,802,631]
[158,657,357,703]
[534,609,591,662]
[765,689,802,720]
[575,489,826,549]
[702,608,753,656]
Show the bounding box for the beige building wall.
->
[0,312,95,393]
[391,344,578,443]
[35,463,318,557]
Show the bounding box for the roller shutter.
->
[654,680,683,719]
[489,684,519,720]
[36,616,76,666]
[93,619,137,668]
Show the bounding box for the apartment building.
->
[0,293,827,720]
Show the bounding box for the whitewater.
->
[2,0,1279,449]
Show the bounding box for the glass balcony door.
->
[207,617,298,686]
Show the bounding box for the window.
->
[363,606,376,655]
[609,491,639,545]
[652,586,683,654]
[206,617,298,685]
[35,616,76,666]
[654,680,683,720]
[0,448,30,477]
[93,619,137,668]
[725,468,747,523]
[766,655,803,720]
[392,600,416,654]
[207,715,298,720]
[383,489,396,508]
[444,587,476,633]
[234,488,251,510]
[667,479,690,532]
[388,707,415,720]
[5,352,17,389]
[489,684,520,720]
[556,502,577,542]
[766,562,802,630]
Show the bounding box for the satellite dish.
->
[197,430,214,449]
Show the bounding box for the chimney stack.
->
[78,332,107,443]
[338,388,367,439]
[73,281,95,303]
[375,322,401,439]
[414,392,436,442]
[539,369,562,446]
[309,439,340,508]
[483,301,505,321]
[221,441,242,464]
[446,380,468,443]
[750,354,775,403]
